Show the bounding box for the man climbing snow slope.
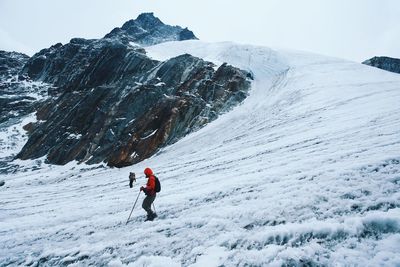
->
[141,168,158,221]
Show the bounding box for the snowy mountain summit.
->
[1,13,400,267]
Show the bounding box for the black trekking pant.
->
[142,194,156,216]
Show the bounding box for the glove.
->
[140,186,145,191]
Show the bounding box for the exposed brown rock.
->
[15,15,252,167]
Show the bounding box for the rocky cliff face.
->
[15,13,252,167]
[104,12,198,46]
[21,38,156,94]
[0,51,29,77]
[0,51,48,124]
[362,56,400,74]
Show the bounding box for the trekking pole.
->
[126,190,141,225]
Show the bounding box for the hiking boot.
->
[145,214,154,221]
[145,213,157,221]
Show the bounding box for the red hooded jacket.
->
[144,168,156,196]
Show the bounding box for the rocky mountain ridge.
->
[4,13,252,167]
[0,51,48,124]
[362,56,400,74]
[104,12,198,46]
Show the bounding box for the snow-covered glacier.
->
[1,41,400,266]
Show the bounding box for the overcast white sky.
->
[0,0,399,62]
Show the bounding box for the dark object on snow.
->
[362,56,400,74]
[0,180,5,187]
[145,210,157,221]
[129,172,136,188]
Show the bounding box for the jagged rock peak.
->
[0,51,46,125]
[362,56,400,74]
[0,50,29,60]
[104,12,198,46]
[0,50,30,76]
[127,12,164,28]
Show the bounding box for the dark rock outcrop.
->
[0,51,47,124]
[16,14,252,167]
[21,39,155,94]
[362,56,400,74]
[0,51,29,76]
[104,12,198,46]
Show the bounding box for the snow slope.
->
[1,41,400,266]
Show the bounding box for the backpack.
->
[154,176,161,193]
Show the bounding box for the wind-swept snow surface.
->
[1,41,400,266]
